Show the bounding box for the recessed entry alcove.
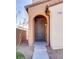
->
[34,15,47,42]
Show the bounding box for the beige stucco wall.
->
[49,3,63,49]
[27,0,63,46]
[28,2,50,46]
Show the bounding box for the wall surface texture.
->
[49,3,63,49]
[16,28,27,45]
[28,2,49,46]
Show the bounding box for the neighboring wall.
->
[49,3,63,49]
[16,28,27,45]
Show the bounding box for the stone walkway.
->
[32,42,49,59]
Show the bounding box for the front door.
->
[35,18,45,42]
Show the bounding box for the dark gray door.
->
[35,18,45,42]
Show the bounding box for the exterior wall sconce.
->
[45,5,50,16]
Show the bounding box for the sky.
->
[16,0,32,28]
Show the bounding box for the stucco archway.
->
[34,15,48,43]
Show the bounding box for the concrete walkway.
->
[32,42,49,59]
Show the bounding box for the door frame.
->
[33,15,50,46]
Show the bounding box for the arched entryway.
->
[34,15,47,42]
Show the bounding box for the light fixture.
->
[45,5,50,16]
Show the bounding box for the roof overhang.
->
[24,0,63,12]
[49,1,63,7]
[24,0,50,12]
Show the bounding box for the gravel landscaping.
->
[16,43,33,59]
[47,47,63,59]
